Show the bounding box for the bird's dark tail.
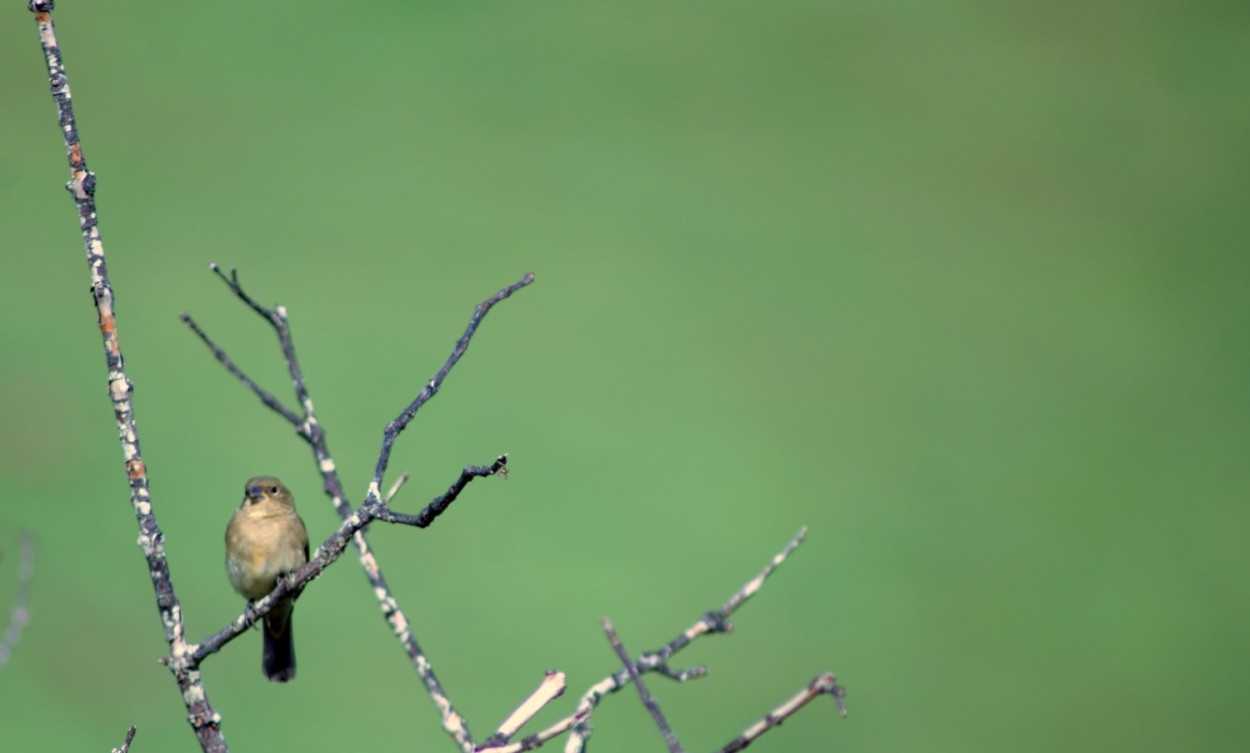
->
[263,602,296,683]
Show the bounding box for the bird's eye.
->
[270,486,279,494]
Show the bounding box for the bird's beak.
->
[246,486,265,503]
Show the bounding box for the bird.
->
[225,476,309,683]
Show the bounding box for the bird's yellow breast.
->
[225,506,308,600]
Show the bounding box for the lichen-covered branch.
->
[373,456,509,527]
[112,726,138,753]
[716,672,846,753]
[478,528,845,753]
[184,269,531,751]
[27,3,228,749]
[479,671,568,750]
[601,618,684,753]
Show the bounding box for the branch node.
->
[654,663,708,683]
[602,617,685,753]
[702,610,733,635]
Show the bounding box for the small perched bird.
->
[225,476,309,683]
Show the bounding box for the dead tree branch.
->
[27,3,227,749]
[479,671,568,751]
[183,269,531,750]
[716,672,847,753]
[112,726,138,753]
[184,269,530,663]
[30,4,531,750]
[601,618,684,753]
[478,527,846,753]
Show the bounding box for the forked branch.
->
[478,528,846,753]
[183,267,531,750]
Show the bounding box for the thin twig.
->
[112,725,138,753]
[179,312,301,425]
[0,533,35,671]
[374,456,509,527]
[601,618,684,753]
[716,672,847,753]
[385,471,412,504]
[369,275,534,498]
[27,5,225,751]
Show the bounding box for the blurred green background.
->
[2,1,1248,751]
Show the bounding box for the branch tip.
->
[385,471,411,503]
[112,725,137,753]
[483,669,567,747]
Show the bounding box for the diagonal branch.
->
[716,672,846,753]
[601,618,684,753]
[206,264,320,423]
[478,671,567,751]
[369,274,534,496]
[179,311,301,425]
[374,456,508,527]
[112,725,138,753]
[27,4,226,750]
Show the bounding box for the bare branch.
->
[478,671,567,750]
[652,664,708,682]
[209,264,319,422]
[0,533,35,672]
[112,726,138,753]
[179,312,301,425]
[374,456,509,527]
[601,618,684,753]
[27,4,226,750]
[370,274,534,495]
[716,672,847,753]
[479,528,841,753]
